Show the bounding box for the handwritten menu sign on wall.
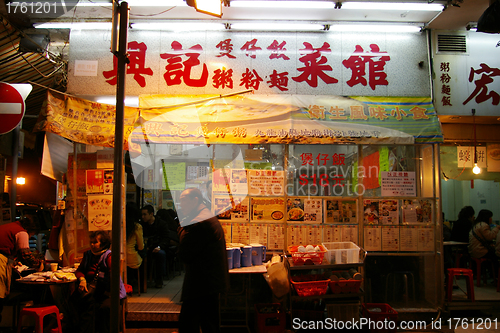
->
[381,171,416,196]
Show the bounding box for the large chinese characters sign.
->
[68,31,429,96]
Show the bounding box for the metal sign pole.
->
[110,2,128,333]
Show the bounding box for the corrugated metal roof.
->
[0,16,67,133]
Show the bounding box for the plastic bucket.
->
[250,243,267,266]
[241,246,252,267]
[233,247,242,268]
[226,248,235,270]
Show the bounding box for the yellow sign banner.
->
[34,91,139,149]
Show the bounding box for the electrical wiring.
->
[0,16,67,80]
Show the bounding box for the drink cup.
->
[50,263,58,272]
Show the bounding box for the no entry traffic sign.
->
[0,82,32,135]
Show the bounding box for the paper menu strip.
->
[268,224,285,250]
[364,226,381,251]
[400,226,418,251]
[250,223,268,246]
[418,227,434,251]
[381,226,400,251]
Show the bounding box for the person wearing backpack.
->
[69,230,127,333]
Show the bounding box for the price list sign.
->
[381,171,416,197]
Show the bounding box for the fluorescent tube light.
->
[95,96,139,107]
[329,24,422,33]
[231,1,336,9]
[76,0,186,6]
[230,22,325,31]
[131,22,226,31]
[34,22,112,29]
[341,2,444,11]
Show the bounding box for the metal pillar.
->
[110,2,129,333]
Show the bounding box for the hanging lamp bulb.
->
[473,163,481,175]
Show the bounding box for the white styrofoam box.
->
[322,242,360,264]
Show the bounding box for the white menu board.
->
[268,224,285,250]
[364,226,382,251]
[381,171,416,196]
[248,170,285,196]
[249,223,268,246]
[417,227,435,251]
[323,225,341,243]
[381,226,400,251]
[399,226,419,251]
[287,225,306,247]
[231,223,250,245]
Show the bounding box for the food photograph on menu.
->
[286,197,322,223]
[402,199,432,224]
[324,199,341,223]
[363,199,380,224]
[250,197,286,222]
[342,200,357,223]
[213,195,249,222]
[230,169,248,194]
[379,199,399,225]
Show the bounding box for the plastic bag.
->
[264,259,290,298]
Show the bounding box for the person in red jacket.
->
[0,217,44,322]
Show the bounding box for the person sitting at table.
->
[469,210,500,275]
[126,203,145,288]
[177,188,229,333]
[141,205,170,288]
[451,206,475,243]
[69,230,127,333]
[0,217,44,323]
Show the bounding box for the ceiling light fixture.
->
[131,22,226,31]
[329,23,423,33]
[341,2,444,11]
[76,0,186,6]
[229,22,326,31]
[34,22,112,29]
[230,1,336,9]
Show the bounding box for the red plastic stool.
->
[447,268,474,301]
[470,257,495,287]
[17,305,63,333]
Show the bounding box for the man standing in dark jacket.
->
[177,188,229,333]
[141,205,170,288]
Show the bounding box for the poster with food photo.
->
[86,169,104,194]
[88,194,112,231]
[212,169,231,194]
[402,199,432,224]
[230,169,248,195]
[363,200,380,224]
[342,200,357,223]
[379,200,399,225]
[214,195,249,222]
[324,199,341,223]
[250,197,286,222]
[487,143,500,172]
[287,197,322,223]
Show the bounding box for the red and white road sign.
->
[0,82,32,135]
